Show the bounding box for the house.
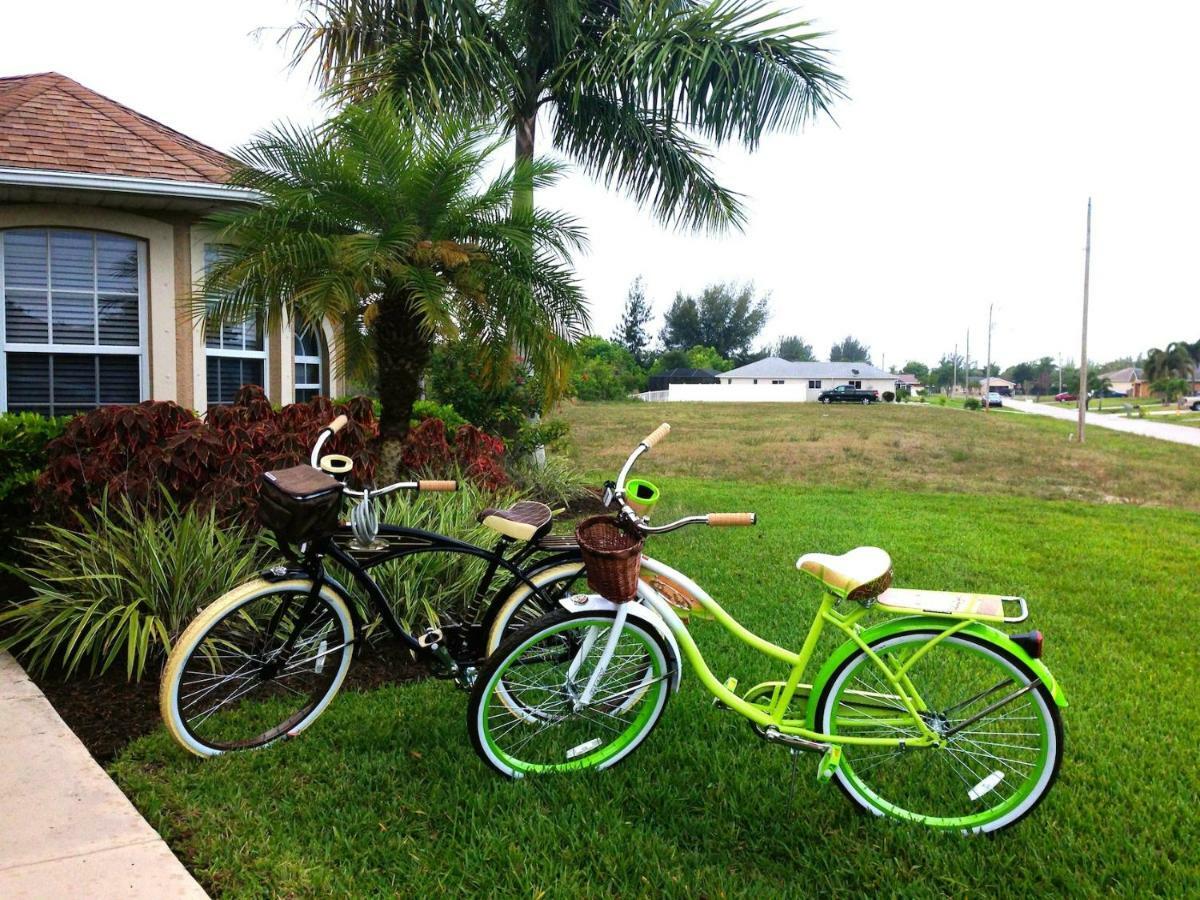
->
[981,376,1017,396]
[896,372,922,393]
[1101,367,1147,398]
[664,357,897,402]
[0,72,344,416]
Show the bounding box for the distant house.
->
[649,357,898,402]
[981,376,1017,396]
[896,372,922,393]
[1101,367,1147,398]
[0,72,344,416]
[646,367,719,393]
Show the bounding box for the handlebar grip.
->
[641,423,671,450]
[418,480,458,492]
[707,513,757,527]
[327,414,349,434]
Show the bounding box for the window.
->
[808,380,822,389]
[753,379,758,384]
[204,245,266,407]
[849,380,862,388]
[294,325,326,403]
[2,228,144,414]
[771,380,785,385]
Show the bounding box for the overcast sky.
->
[5,1,1197,370]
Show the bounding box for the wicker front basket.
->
[575,515,644,603]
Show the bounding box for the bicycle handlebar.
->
[609,424,756,535]
[641,422,670,450]
[308,417,456,497]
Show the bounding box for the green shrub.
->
[935,396,948,406]
[427,339,546,434]
[964,397,981,410]
[509,455,590,509]
[0,490,265,681]
[882,391,895,403]
[511,417,570,458]
[412,399,467,430]
[0,412,68,548]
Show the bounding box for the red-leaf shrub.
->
[37,386,378,524]
[398,418,508,491]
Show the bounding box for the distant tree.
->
[611,278,654,368]
[649,345,732,375]
[659,282,770,359]
[829,335,871,363]
[901,361,929,381]
[775,335,815,361]
[928,354,962,393]
[1145,344,1194,400]
[570,336,645,400]
[1005,361,1035,393]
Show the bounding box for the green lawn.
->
[112,406,1200,896]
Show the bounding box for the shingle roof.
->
[723,357,894,380]
[1100,366,1144,382]
[0,72,233,184]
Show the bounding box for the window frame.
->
[202,243,268,408]
[293,323,327,403]
[0,227,149,414]
[808,379,822,389]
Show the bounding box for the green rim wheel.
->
[469,609,672,777]
[815,631,1062,833]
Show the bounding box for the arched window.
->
[203,244,266,407]
[1,228,145,414]
[294,325,326,403]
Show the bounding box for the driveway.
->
[1004,399,1200,447]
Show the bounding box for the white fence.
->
[636,390,670,402]
[662,383,819,403]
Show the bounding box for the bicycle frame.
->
[267,523,583,668]
[633,556,958,749]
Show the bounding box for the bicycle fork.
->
[568,604,631,710]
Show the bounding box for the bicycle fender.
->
[556,594,683,693]
[804,615,1067,730]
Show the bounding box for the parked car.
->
[1099,388,1127,398]
[985,392,1003,407]
[818,384,881,404]
[1054,391,1077,402]
[1182,394,1200,411]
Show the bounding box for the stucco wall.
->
[675,378,897,402]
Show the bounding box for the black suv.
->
[817,384,880,404]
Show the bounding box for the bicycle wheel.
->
[814,630,1062,833]
[160,578,355,757]
[483,562,588,655]
[469,608,673,777]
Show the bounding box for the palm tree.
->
[1146,343,1195,403]
[199,101,588,474]
[286,0,843,231]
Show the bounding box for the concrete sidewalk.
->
[0,652,206,899]
[1005,399,1200,447]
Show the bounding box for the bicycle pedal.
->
[817,746,842,783]
[712,676,738,710]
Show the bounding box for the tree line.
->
[573,278,874,400]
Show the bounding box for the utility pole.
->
[984,304,994,413]
[1058,354,1063,392]
[1077,198,1093,442]
[965,330,970,397]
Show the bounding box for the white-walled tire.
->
[160,578,355,757]
[814,631,1062,833]
[469,609,672,777]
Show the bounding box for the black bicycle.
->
[159,414,592,756]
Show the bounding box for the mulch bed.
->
[25,636,426,765]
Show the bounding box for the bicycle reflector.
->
[1010,630,1044,659]
[625,478,661,511]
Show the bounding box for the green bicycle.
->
[467,424,1066,834]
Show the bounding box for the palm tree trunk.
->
[513,113,536,217]
[374,290,433,480]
